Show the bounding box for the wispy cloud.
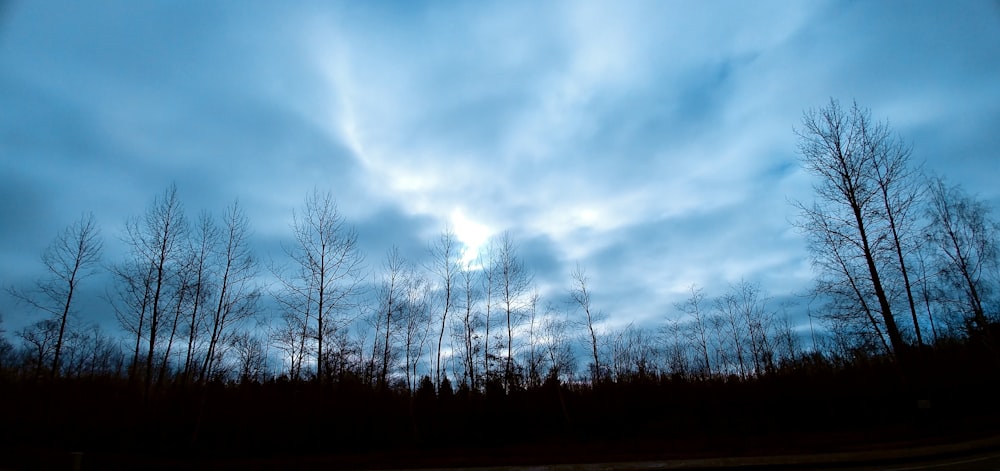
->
[1,0,998,334]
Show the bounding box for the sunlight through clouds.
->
[449,208,493,266]
[1,0,997,337]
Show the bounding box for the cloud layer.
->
[2,0,999,333]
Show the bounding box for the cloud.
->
[1,0,998,338]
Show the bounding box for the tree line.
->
[1,99,998,395]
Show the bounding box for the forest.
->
[2,100,998,469]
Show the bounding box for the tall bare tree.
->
[868,122,925,345]
[158,256,195,384]
[278,190,363,383]
[524,290,543,388]
[109,257,155,378]
[9,213,102,377]
[182,212,217,381]
[400,269,432,392]
[116,184,188,392]
[199,201,261,384]
[375,247,407,388]
[479,242,497,383]
[496,231,532,389]
[795,100,907,359]
[457,261,481,390]
[570,264,603,382]
[428,228,459,389]
[806,205,892,354]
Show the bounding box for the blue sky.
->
[2,0,999,335]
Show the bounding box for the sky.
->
[2,0,999,338]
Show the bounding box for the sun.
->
[449,208,492,266]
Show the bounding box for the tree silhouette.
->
[925,178,999,332]
[496,231,532,390]
[8,213,102,378]
[277,190,363,383]
[199,201,261,384]
[114,184,188,394]
[428,228,459,390]
[795,100,911,361]
[570,264,604,383]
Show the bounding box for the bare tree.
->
[868,123,925,345]
[479,242,497,383]
[608,323,656,381]
[773,308,802,367]
[541,304,575,382]
[372,250,433,392]
[456,261,481,390]
[322,320,364,381]
[496,231,532,389]
[715,291,748,379]
[199,201,261,384]
[63,324,124,378]
[661,317,690,378]
[806,207,892,355]
[400,270,432,392]
[231,330,267,383]
[375,247,407,388]
[570,264,604,382]
[524,290,544,388]
[17,319,59,377]
[277,190,364,383]
[795,100,907,359]
[271,315,309,380]
[182,212,218,381]
[731,280,776,375]
[109,258,155,378]
[914,244,942,343]
[428,228,459,389]
[158,255,195,384]
[675,284,711,378]
[115,184,188,392]
[8,213,102,378]
[925,178,999,332]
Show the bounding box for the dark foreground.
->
[3,343,1000,470]
[7,431,1000,470]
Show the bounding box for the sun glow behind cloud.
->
[449,208,493,266]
